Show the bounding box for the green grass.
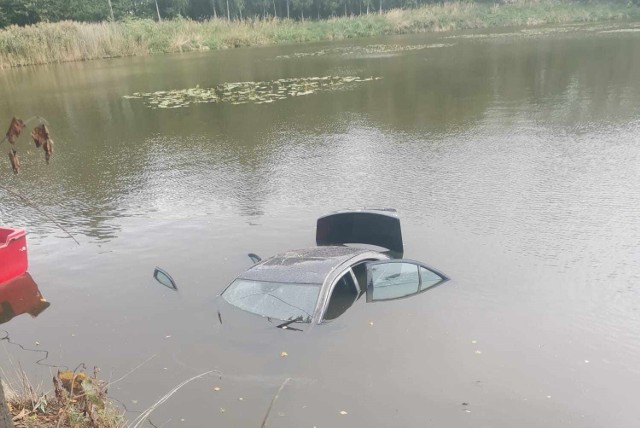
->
[1,0,639,68]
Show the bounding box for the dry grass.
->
[3,368,124,428]
[0,0,639,68]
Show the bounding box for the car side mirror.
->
[153,267,177,290]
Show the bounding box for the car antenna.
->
[248,253,262,263]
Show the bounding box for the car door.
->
[365,260,448,302]
[319,259,447,322]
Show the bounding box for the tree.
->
[0,0,42,27]
[235,0,245,20]
[294,0,312,20]
[158,0,189,18]
[211,0,217,18]
[107,0,115,20]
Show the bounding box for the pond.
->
[1,21,640,427]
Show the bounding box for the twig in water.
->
[260,377,291,428]
[147,417,172,428]
[0,184,80,245]
[128,371,214,428]
[108,354,157,387]
[0,329,66,369]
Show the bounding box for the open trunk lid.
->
[315,209,403,253]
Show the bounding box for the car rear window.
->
[222,279,320,322]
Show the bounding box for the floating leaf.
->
[280,351,288,357]
[124,76,382,109]
[274,43,454,60]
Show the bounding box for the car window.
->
[222,279,319,322]
[369,263,420,301]
[323,273,358,321]
[420,266,443,290]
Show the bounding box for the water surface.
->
[1,22,640,427]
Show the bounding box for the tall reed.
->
[0,1,638,68]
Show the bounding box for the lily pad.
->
[125,76,382,109]
[275,43,453,59]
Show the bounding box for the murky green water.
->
[2,22,640,427]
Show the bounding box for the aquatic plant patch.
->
[274,43,452,59]
[124,76,382,109]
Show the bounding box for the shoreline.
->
[1,1,639,69]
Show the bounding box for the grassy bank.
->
[1,0,639,68]
[3,370,123,428]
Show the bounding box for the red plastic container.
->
[0,227,28,284]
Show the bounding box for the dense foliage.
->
[2,0,634,27]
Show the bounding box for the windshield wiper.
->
[276,316,305,331]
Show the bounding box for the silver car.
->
[218,209,448,327]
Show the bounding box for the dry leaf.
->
[4,118,54,172]
[280,351,288,357]
[8,149,19,174]
[12,408,27,421]
[43,138,53,163]
[5,117,25,144]
[31,124,50,148]
[58,370,89,396]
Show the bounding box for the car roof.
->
[237,246,379,284]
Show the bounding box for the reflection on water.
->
[0,21,640,428]
[0,273,49,325]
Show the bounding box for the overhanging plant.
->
[1,116,54,173]
[0,116,78,244]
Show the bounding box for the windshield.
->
[222,279,320,322]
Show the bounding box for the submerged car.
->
[218,209,448,326]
